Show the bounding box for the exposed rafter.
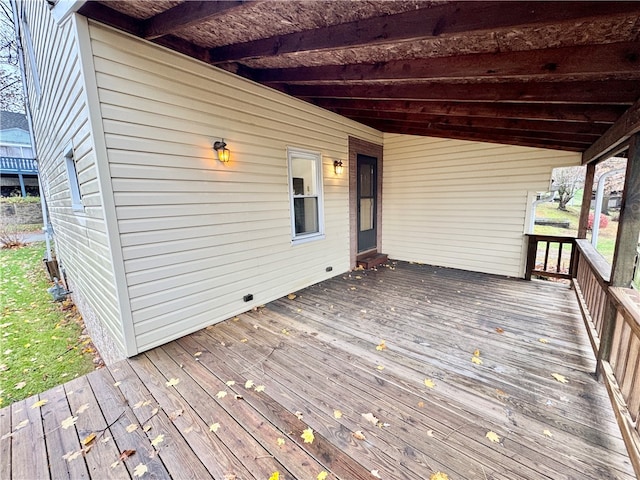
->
[583,99,640,164]
[209,1,640,64]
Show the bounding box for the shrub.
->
[588,212,609,230]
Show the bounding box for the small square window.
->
[288,148,324,243]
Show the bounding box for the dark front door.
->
[357,154,377,253]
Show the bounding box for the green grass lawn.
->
[0,243,96,407]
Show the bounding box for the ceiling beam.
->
[367,121,588,152]
[77,2,143,36]
[209,1,640,64]
[583,99,640,164]
[142,1,248,40]
[311,99,624,124]
[255,42,640,84]
[332,109,608,136]
[285,80,640,104]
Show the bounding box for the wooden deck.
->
[0,261,635,479]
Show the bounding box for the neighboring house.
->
[0,111,38,197]
[11,0,639,365]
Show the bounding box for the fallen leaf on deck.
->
[301,427,315,443]
[240,338,248,343]
[362,412,379,426]
[277,437,285,446]
[101,436,111,443]
[352,430,366,440]
[371,469,382,478]
[210,423,220,433]
[224,474,237,480]
[281,329,290,335]
[226,380,235,386]
[471,357,483,365]
[81,433,96,446]
[376,340,387,351]
[430,472,449,480]
[110,461,120,469]
[543,429,553,437]
[143,424,152,432]
[61,416,78,429]
[294,411,304,420]
[126,424,138,433]
[287,293,297,300]
[119,449,136,461]
[216,390,228,399]
[254,385,265,393]
[168,409,182,420]
[150,434,164,447]
[14,381,26,390]
[63,450,81,462]
[194,351,202,357]
[113,381,121,387]
[317,471,328,480]
[376,365,385,371]
[234,394,244,400]
[233,316,240,321]
[424,378,435,388]
[165,378,180,387]
[30,399,48,409]
[133,463,148,477]
[485,431,500,443]
[539,338,549,344]
[473,349,481,357]
[75,403,90,414]
[245,380,255,389]
[496,327,504,334]
[334,410,342,419]
[551,373,568,383]
[14,419,29,430]
[350,286,357,290]
[427,429,434,437]
[417,401,425,408]
[269,472,280,480]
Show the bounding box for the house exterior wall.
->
[14,2,128,363]
[382,134,581,277]
[87,22,382,353]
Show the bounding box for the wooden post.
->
[610,134,640,288]
[577,162,596,239]
[597,134,640,377]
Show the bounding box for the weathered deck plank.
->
[0,261,635,479]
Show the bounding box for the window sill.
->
[292,233,325,246]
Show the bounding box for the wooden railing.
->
[572,240,640,476]
[524,234,576,281]
[0,156,38,174]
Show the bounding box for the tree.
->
[552,166,585,211]
[0,0,24,113]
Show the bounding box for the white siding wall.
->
[88,23,382,352]
[16,3,126,362]
[382,134,581,277]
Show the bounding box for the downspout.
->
[10,0,52,261]
[592,168,625,248]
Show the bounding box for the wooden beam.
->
[209,1,640,63]
[577,162,596,238]
[142,1,248,40]
[583,98,640,164]
[77,2,143,36]
[152,34,212,64]
[331,108,609,136]
[311,99,624,124]
[255,42,640,84]
[360,120,588,151]
[285,80,640,104]
[610,134,640,287]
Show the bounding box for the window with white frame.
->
[288,147,324,243]
[64,144,83,211]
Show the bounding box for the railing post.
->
[578,162,596,239]
[525,235,536,280]
[570,239,578,278]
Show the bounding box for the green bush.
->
[0,196,41,204]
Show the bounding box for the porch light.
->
[213,139,230,163]
[334,160,344,175]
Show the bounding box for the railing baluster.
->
[556,242,563,273]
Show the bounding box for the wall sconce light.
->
[334,160,344,175]
[213,139,230,163]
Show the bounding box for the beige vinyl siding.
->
[17,3,125,359]
[382,134,581,277]
[88,22,381,352]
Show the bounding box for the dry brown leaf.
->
[352,430,366,440]
[240,338,248,343]
[287,293,297,300]
[376,340,387,351]
[417,401,425,408]
[473,349,481,357]
[119,449,136,461]
[194,351,202,357]
[362,412,379,426]
[294,411,304,420]
[496,327,504,334]
[81,433,96,446]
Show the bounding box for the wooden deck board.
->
[0,261,635,479]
